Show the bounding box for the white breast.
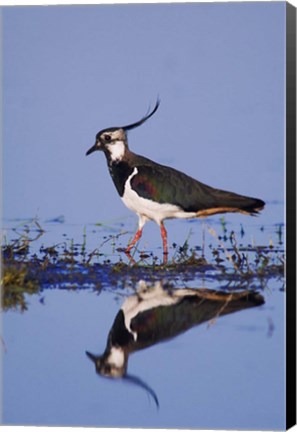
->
[121,281,181,341]
[121,167,197,224]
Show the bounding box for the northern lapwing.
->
[86,280,264,407]
[86,100,265,262]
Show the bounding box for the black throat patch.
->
[108,161,134,197]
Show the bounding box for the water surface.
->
[2,211,285,429]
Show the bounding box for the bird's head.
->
[85,350,159,408]
[86,99,160,163]
[86,349,127,378]
[86,127,128,163]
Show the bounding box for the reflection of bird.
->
[86,281,265,408]
[86,100,265,262]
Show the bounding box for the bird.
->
[86,100,265,263]
[85,280,264,408]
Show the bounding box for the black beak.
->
[86,143,98,156]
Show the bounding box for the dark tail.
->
[194,187,265,217]
[237,196,265,215]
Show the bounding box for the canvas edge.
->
[286,1,297,430]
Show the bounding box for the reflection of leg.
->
[160,222,168,264]
[125,228,143,253]
[124,250,137,266]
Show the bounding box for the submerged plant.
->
[1,264,39,311]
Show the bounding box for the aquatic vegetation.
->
[1,218,285,311]
[1,264,39,311]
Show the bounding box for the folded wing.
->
[130,164,265,216]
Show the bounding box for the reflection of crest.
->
[86,281,264,408]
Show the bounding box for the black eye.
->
[104,134,111,142]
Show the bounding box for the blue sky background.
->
[3,2,285,224]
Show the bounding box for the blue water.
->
[2,285,285,429]
[2,213,285,429]
[2,200,284,266]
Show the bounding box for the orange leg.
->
[160,222,168,264]
[125,228,143,253]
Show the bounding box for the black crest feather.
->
[122,98,160,131]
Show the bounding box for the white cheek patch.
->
[107,347,125,368]
[107,141,125,162]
